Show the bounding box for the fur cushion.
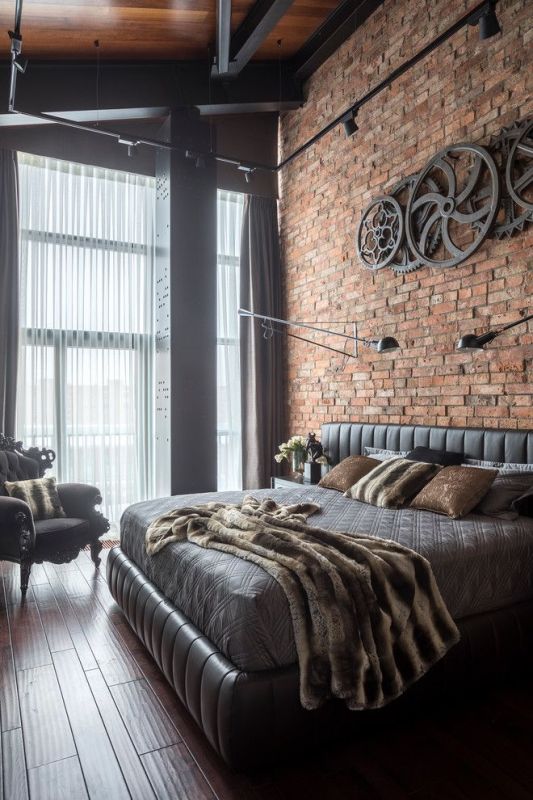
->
[345,457,442,508]
[318,455,379,493]
[411,466,498,519]
[4,477,66,521]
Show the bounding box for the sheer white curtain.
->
[17,153,155,528]
[217,190,244,490]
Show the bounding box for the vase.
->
[291,451,306,474]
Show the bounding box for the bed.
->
[107,422,533,769]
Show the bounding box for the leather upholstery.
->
[108,546,533,770]
[321,422,533,466]
[57,483,103,519]
[0,496,36,559]
[0,450,39,495]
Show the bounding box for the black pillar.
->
[155,109,217,496]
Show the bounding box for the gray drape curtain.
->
[0,150,19,436]
[240,195,283,489]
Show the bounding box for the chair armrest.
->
[0,495,36,560]
[57,483,111,537]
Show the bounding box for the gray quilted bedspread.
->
[120,486,533,672]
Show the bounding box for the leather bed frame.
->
[107,422,533,770]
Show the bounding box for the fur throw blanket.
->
[146,496,460,711]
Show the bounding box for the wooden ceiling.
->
[0,0,341,61]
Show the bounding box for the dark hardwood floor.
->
[1,549,533,800]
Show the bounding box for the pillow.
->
[464,458,533,473]
[345,457,442,509]
[476,473,533,520]
[410,466,497,519]
[318,455,379,493]
[363,446,407,461]
[406,446,463,466]
[514,486,533,518]
[4,477,66,521]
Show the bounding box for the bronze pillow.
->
[4,476,66,521]
[410,466,498,519]
[319,455,379,493]
[345,457,442,509]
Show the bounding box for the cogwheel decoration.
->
[472,118,533,239]
[405,144,500,269]
[357,196,404,270]
[389,175,443,274]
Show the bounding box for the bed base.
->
[107,546,533,770]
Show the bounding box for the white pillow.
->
[364,446,407,461]
[464,458,533,473]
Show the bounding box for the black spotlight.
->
[342,110,358,138]
[479,2,501,39]
[470,2,501,40]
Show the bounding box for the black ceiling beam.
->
[215,0,232,76]
[213,0,296,78]
[0,61,303,117]
[291,0,385,83]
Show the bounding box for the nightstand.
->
[271,475,318,489]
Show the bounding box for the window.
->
[217,190,244,490]
[17,154,155,527]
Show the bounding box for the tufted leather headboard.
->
[321,422,533,466]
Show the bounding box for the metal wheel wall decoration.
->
[357,196,403,270]
[356,116,532,273]
[405,144,500,269]
[388,175,442,274]
[487,119,533,238]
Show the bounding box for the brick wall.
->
[279,0,533,438]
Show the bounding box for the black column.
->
[155,109,217,496]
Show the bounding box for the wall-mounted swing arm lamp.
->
[238,309,400,358]
[456,312,533,351]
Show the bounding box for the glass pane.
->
[64,346,139,525]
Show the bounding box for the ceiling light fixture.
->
[468,1,501,40]
[118,137,140,157]
[238,309,400,359]
[342,109,359,138]
[456,312,533,351]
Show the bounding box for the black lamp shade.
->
[376,336,400,353]
[456,333,484,351]
[479,6,501,39]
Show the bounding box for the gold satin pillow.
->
[410,466,498,519]
[318,455,380,493]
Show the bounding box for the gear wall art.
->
[357,116,533,273]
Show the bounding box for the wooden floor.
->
[1,550,533,800]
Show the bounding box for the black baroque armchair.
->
[0,434,110,594]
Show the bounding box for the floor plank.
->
[52,649,131,800]
[42,568,98,671]
[0,645,21,732]
[110,678,181,755]
[142,743,216,800]
[28,756,89,800]
[32,583,74,653]
[69,595,142,685]
[86,668,157,800]
[17,664,76,769]
[1,728,28,800]
[7,601,51,671]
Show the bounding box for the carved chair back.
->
[0,435,56,496]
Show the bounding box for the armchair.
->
[0,435,110,594]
